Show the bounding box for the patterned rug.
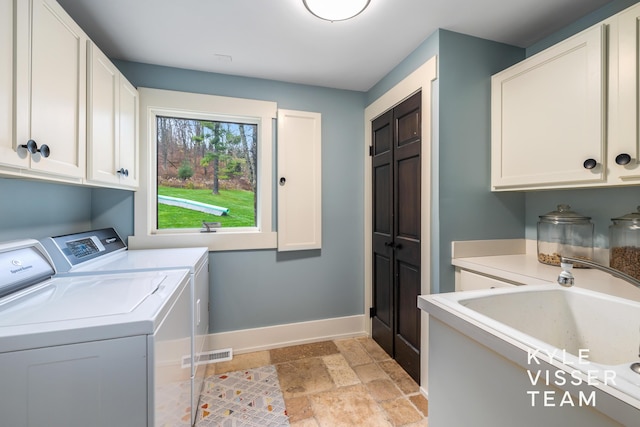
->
[196,365,290,427]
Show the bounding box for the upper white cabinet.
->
[491,24,606,190]
[492,3,640,191]
[1,0,137,189]
[11,0,88,182]
[87,43,139,189]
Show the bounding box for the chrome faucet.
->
[559,256,640,289]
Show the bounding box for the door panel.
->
[374,164,392,234]
[372,252,393,354]
[395,261,421,382]
[371,91,421,383]
[397,156,420,240]
[371,110,394,356]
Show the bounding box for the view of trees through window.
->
[156,116,258,229]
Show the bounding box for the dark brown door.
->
[371,91,421,383]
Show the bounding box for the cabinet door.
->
[615,4,640,182]
[119,78,139,188]
[0,0,28,169]
[491,25,606,190]
[18,0,87,179]
[277,109,322,251]
[87,43,119,185]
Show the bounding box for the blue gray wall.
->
[114,62,367,332]
[0,178,93,241]
[436,31,525,292]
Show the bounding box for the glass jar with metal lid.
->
[609,206,640,280]
[537,204,594,267]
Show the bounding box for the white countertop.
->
[452,239,640,303]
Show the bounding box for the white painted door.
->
[491,24,606,190]
[277,109,322,251]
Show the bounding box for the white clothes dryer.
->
[40,228,209,426]
[0,239,192,427]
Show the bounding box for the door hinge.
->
[369,145,373,156]
[369,307,376,318]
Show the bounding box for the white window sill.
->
[128,230,277,251]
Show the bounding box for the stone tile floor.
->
[206,337,428,427]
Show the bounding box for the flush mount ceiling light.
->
[303,0,370,22]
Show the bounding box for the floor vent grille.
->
[182,348,233,368]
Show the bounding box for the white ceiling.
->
[57,0,615,92]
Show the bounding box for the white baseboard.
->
[205,314,368,355]
[420,386,428,400]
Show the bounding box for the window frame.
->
[129,88,277,251]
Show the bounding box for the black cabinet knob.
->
[117,168,129,177]
[615,153,632,165]
[20,140,50,158]
[583,158,597,169]
[279,177,286,186]
[39,144,50,158]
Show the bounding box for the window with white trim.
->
[130,88,278,251]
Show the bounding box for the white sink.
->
[459,287,639,365]
[419,283,640,404]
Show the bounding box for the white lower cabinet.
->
[87,42,139,189]
[456,269,516,291]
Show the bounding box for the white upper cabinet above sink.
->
[492,24,606,190]
[612,4,640,184]
[491,3,640,191]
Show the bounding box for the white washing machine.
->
[40,228,209,426]
[0,239,192,427]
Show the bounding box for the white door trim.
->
[363,55,437,393]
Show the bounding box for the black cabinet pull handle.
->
[20,139,50,158]
[615,153,632,166]
[117,168,129,177]
[583,158,597,169]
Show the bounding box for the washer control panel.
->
[41,228,126,272]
